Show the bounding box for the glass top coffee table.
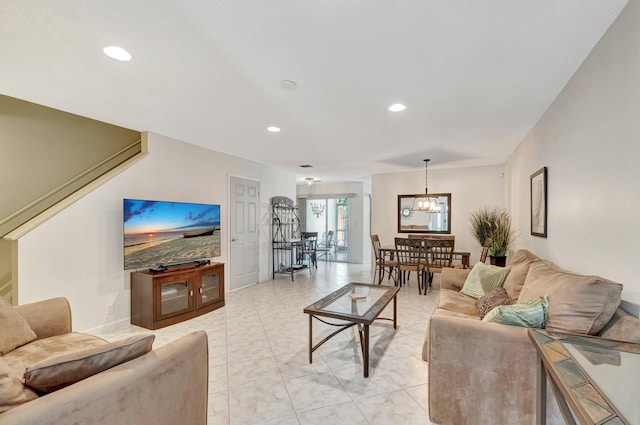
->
[303,282,400,377]
[529,329,640,425]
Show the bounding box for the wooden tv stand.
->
[130,262,224,329]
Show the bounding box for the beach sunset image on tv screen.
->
[123,199,221,270]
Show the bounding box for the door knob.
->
[231,238,239,242]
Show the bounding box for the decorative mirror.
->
[397,193,451,234]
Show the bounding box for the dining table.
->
[379,242,471,288]
[380,244,470,269]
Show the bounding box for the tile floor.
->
[98,263,439,425]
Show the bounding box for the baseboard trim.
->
[81,317,132,335]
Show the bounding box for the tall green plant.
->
[469,207,500,246]
[489,211,515,257]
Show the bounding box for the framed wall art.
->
[530,167,547,237]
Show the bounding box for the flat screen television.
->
[123,198,221,270]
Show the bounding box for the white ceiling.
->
[0,0,628,183]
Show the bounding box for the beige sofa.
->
[424,250,640,425]
[0,298,208,425]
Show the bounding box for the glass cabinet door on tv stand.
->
[196,266,223,310]
[155,271,194,321]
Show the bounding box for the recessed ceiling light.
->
[267,126,281,133]
[103,46,132,61]
[388,103,407,112]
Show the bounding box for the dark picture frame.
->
[397,193,451,234]
[530,167,547,237]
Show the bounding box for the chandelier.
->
[414,159,442,212]
[310,202,325,218]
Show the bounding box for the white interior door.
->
[230,177,259,290]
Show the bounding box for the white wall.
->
[297,181,368,263]
[17,133,295,331]
[371,165,504,263]
[505,0,640,309]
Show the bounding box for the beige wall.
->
[16,132,295,332]
[0,94,141,236]
[1,95,142,303]
[505,0,640,309]
[0,239,11,301]
[371,164,505,264]
[9,0,640,325]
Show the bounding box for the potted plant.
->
[469,207,515,267]
[469,207,501,246]
[488,210,515,267]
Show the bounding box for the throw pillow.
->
[475,287,513,319]
[501,249,541,300]
[460,262,512,299]
[598,308,640,344]
[0,358,38,413]
[482,296,549,328]
[0,298,37,355]
[24,334,154,393]
[518,261,622,335]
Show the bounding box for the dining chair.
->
[300,232,318,273]
[422,236,455,286]
[453,237,491,269]
[316,230,334,263]
[370,235,398,285]
[394,237,428,295]
[479,237,492,263]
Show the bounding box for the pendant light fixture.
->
[414,159,442,212]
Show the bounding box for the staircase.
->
[0,94,145,304]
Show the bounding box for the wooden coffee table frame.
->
[303,282,399,377]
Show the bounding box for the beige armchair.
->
[1,298,209,425]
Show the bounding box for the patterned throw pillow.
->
[460,262,512,299]
[482,296,549,328]
[475,288,513,319]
